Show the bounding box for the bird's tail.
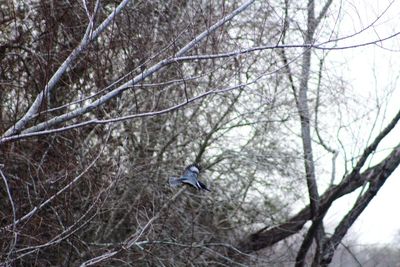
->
[169,177,183,187]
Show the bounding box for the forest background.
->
[1,0,400,266]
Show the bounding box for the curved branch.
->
[0,83,247,144]
[238,135,400,254]
[1,142,106,231]
[320,146,400,265]
[2,0,129,137]
[79,187,187,267]
[1,0,255,142]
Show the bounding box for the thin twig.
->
[80,187,187,266]
[0,168,18,262]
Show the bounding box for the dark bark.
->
[238,143,400,253]
[320,144,400,265]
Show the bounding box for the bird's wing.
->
[198,180,211,192]
[179,172,199,189]
[169,177,183,187]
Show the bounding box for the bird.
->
[169,163,210,192]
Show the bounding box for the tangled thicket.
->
[0,1,303,265]
[2,1,400,266]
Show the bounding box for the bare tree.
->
[1,0,400,266]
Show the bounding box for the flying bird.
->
[169,163,210,192]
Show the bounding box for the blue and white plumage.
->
[169,164,210,192]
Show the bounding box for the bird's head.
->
[187,163,201,174]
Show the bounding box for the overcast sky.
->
[323,0,400,245]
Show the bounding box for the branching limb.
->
[237,141,400,254]
[294,0,335,264]
[2,180,115,266]
[1,138,107,231]
[79,187,187,267]
[2,0,130,137]
[320,149,400,265]
[1,0,255,142]
[0,82,247,144]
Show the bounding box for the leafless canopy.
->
[1,0,400,266]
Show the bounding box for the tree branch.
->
[0,168,17,262]
[2,0,129,137]
[320,145,400,265]
[1,141,106,231]
[238,141,400,253]
[294,1,323,265]
[1,0,255,142]
[0,82,247,144]
[79,187,187,266]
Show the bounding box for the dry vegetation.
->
[1,1,400,266]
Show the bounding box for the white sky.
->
[323,0,400,245]
[344,45,400,245]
